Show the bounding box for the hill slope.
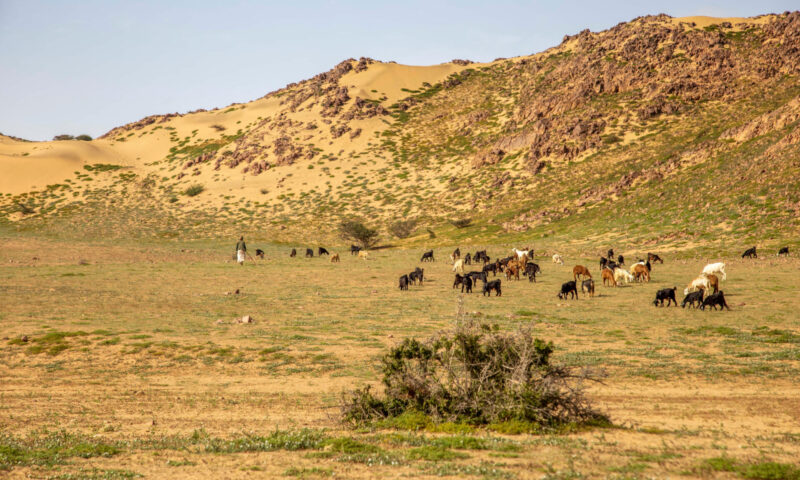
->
[1,12,799,252]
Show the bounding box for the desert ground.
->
[2,238,799,479]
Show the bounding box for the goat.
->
[632,263,650,283]
[452,259,465,274]
[483,262,499,277]
[614,268,634,285]
[330,253,340,263]
[601,268,616,287]
[409,268,424,285]
[778,246,789,256]
[702,262,726,280]
[467,271,487,285]
[453,274,465,289]
[255,249,265,259]
[607,248,614,260]
[682,290,704,309]
[706,274,719,294]
[599,256,608,270]
[399,275,409,291]
[701,291,730,311]
[505,264,521,281]
[305,248,314,258]
[653,287,677,307]
[684,275,710,296]
[647,253,664,264]
[453,248,461,260]
[350,245,361,255]
[483,279,502,296]
[524,263,541,283]
[461,275,473,293]
[558,281,578,300]
[581,279,595,298]
[552,254,564,265]
[420,250,434,262]
[573,265,591,282]
[742,246,757,259]
[290,248,297,258]
[512,247,532,260]
[464,253,472,265]
[617,255,625,266]
[318,247,329,256]
[358,250,369,260]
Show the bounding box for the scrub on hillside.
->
[235,236,247,265]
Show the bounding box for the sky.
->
[1,0,797,141]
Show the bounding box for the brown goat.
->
[706,274,719,294]
[505,264,521,281]
[632,264,650,282]
[330,253,340,263]
[573,265,591,282]
[601,268,616,287]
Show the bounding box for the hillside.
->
[1,12,799,251]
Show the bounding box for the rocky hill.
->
[1,13,799,251]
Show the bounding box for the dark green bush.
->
[342,321,608,429]
[76,134,92,141]
[338,219,379,249]
[183,184,205,197]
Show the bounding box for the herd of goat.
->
[397,245,791,311]
[277,243,791,311]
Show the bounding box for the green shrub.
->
[75,134,92,141]
[338,219,379,249]
[341,321,608,429]
[183,184,205,197]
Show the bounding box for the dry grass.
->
[1,238,799,478]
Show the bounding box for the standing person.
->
[235,236,247,265]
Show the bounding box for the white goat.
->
[702,262,726,281]
[452,259,464,274]
[614,267,634,284]
[684,275,711,296]
[552,254,564,265]
[513,248,532,260]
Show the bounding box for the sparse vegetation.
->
[388,219,417,239]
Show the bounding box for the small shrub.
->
[183,184,205,197]
[341,320,608,430]
[449,218,472,229]
[389,219,417,239]
[53,134,75,141]
[75,134,92,141]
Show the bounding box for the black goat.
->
[399,275,409,291]
[409,268,424,285]
[483,279,502,296]
[467,271,487,285]
[420,250,434,262]
[741,246,757,259]
[653,287,677,307]
[482,262,499,277]
[682,290,704,309]
[647,253,664,264]
[778,246,789,256]
[255,249,265,259]
[524,263,541,283]
[318,247,329,256]
[290,248,297,258]
[617,255,625,266]
[599,256,608,270]
[350,245,361,255]
[558,281,578,300]
[461,275,473,293]
[453,274,465,289]
[464,253,472,265]
[701,291,730,311]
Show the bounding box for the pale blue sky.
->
[1,1,796,140]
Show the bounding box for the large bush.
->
[338,219,379,249]
[342,320,607,429]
